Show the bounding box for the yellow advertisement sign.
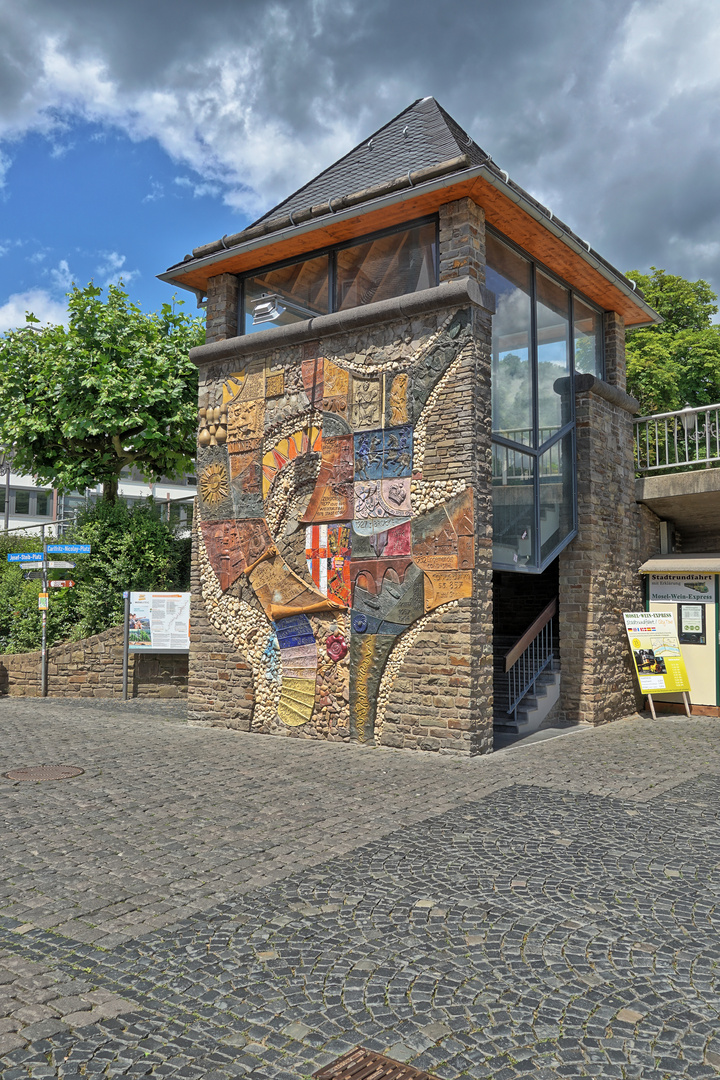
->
[623,611,691,694]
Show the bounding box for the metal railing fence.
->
[635,403,720,473]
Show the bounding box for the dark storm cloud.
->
[1,0,719,297]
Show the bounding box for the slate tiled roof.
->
[251,97,489,226]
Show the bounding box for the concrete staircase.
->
[493,635,561,736]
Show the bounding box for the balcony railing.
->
[634,403,720,473]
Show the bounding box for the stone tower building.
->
[160,97,661,751]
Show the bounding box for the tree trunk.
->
[102,477,119,503]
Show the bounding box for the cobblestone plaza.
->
[1,701,720,1078]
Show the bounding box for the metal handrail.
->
[634,403,720,473]
[504,599,557,720]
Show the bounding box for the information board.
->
[129,592,190,652]
[648,573,715,604]
[623,611,691,694]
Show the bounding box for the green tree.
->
[0,282,204,502]
[626,267,720,415]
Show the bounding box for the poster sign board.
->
[648,573,715,604]
[623,611,691,694]
[129,592,190,652]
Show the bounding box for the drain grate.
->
[4,765,84,782]
[313,1047,440,1080]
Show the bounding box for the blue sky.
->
[1,0,720,331]
[0,123,249,325]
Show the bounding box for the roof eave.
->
[158,164,660,327]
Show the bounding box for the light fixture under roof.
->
[251,293,319,326]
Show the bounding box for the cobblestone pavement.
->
[2,699,720,1078]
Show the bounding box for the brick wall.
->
[559,379,660,724]
[0,628,188,698]
[206,273,239,344]
[187,523,255,729]
[439,197,486,285]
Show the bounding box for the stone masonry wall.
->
[206,273,239,344]
[187,520,255,729]
[559,381,660,724]
[439,198,486,285]
[0,628,188,698]
[189,267,496,753]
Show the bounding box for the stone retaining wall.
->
[0,628,188,698]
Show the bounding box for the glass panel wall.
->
[492,445,535,568]
[536,271,571,438]
[487,227,599,571]
[14,490,30,514]
[573,297,604,377]
[539,431,575,562]
[336,221,436,310]
[244,255,329,333]
[242,218,438,334]
[486,233,533,447]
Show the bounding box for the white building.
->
[1,467,197,535]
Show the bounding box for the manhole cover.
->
[313,1047,440,1080]
[4,765,84,782]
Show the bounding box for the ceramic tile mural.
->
[196,308,475,742]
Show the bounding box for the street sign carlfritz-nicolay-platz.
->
[46,544,91,554]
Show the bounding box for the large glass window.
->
[536,271,571,438]
[487,233,533,447]
[14,490,30,515]
[492,446,535,568]
[35,491,51,516]
[336,221,436,311]
[539,431,575,563]
[487,228,599,571]
[242,218,438,333]
[574,297,604,377]
[244,254,329,333]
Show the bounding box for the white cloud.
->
[0,0,719,293]
[174,176,221,199]
[48,258,75,291]
[142,179,164,203]
[0,288,68,332]
[95,250,139,287]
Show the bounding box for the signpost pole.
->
[122,591,130,701]
[40,525,48,698]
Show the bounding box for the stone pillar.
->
[559,379,654,724]
[603,311,626,390]
[438,198,486,285]
[206,273,239,344]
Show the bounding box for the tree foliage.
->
[0,282,204,501]
[626,268,720,415]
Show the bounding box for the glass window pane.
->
[574,297,603,377]
[539,432,575,563]
[0,486,4,513]
[486,234,533,446]
[244,254,329,333]
[36,492,50,516]
[492,445,535,568]
[14,490,30,514]
[536,271,571,441]
[336,222,436,311]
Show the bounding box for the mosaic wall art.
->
[196,308,475,742]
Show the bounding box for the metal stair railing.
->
[504,599,557,722]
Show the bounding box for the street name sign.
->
[7,553,43,562]
[46,544,91,554]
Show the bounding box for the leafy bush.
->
[0,500,191,653]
